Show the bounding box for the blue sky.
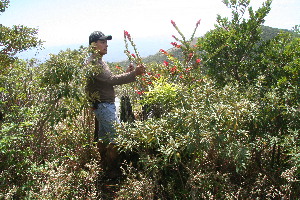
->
[1,0,299,62]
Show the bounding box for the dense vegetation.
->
[1,0,299,199]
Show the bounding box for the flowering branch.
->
[124,30,143,65]
[171,20,186,43]
[123,30,149,96]
[170,19,202,66]
[191,19,201,41]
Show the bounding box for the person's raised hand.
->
[135,64,146,76]
[126,62,135,72]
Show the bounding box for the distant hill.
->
[115,26,297,66]
[260,25,299,41]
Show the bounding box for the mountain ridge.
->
[114,25,298,66]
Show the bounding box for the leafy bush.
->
[113,0,299,199]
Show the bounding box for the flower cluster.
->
[122,19,203,96]
[171,42,181,48]
[124,30,142,65]
[149,19,204,85]
[169,19,202,66]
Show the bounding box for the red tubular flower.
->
[186,67,192,72]
[163,61,169,66]
[171,42,177,46]
[160,49,168,55]
[170,66,177,74]
[136,90,144,95]
[196,59,201,63]
[171,41,182,48]
[131,54,136,58]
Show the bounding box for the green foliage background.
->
[1,0,299,199]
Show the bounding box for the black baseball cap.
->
[89,31,112,45]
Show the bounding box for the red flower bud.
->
[172,35,179,41]
[171,20,176,26]
[124,30,131,40]
[196,19,201,27]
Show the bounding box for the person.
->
[85,31,145,179]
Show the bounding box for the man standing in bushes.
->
[86,31,145,179]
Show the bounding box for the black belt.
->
[92,101,114,108]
